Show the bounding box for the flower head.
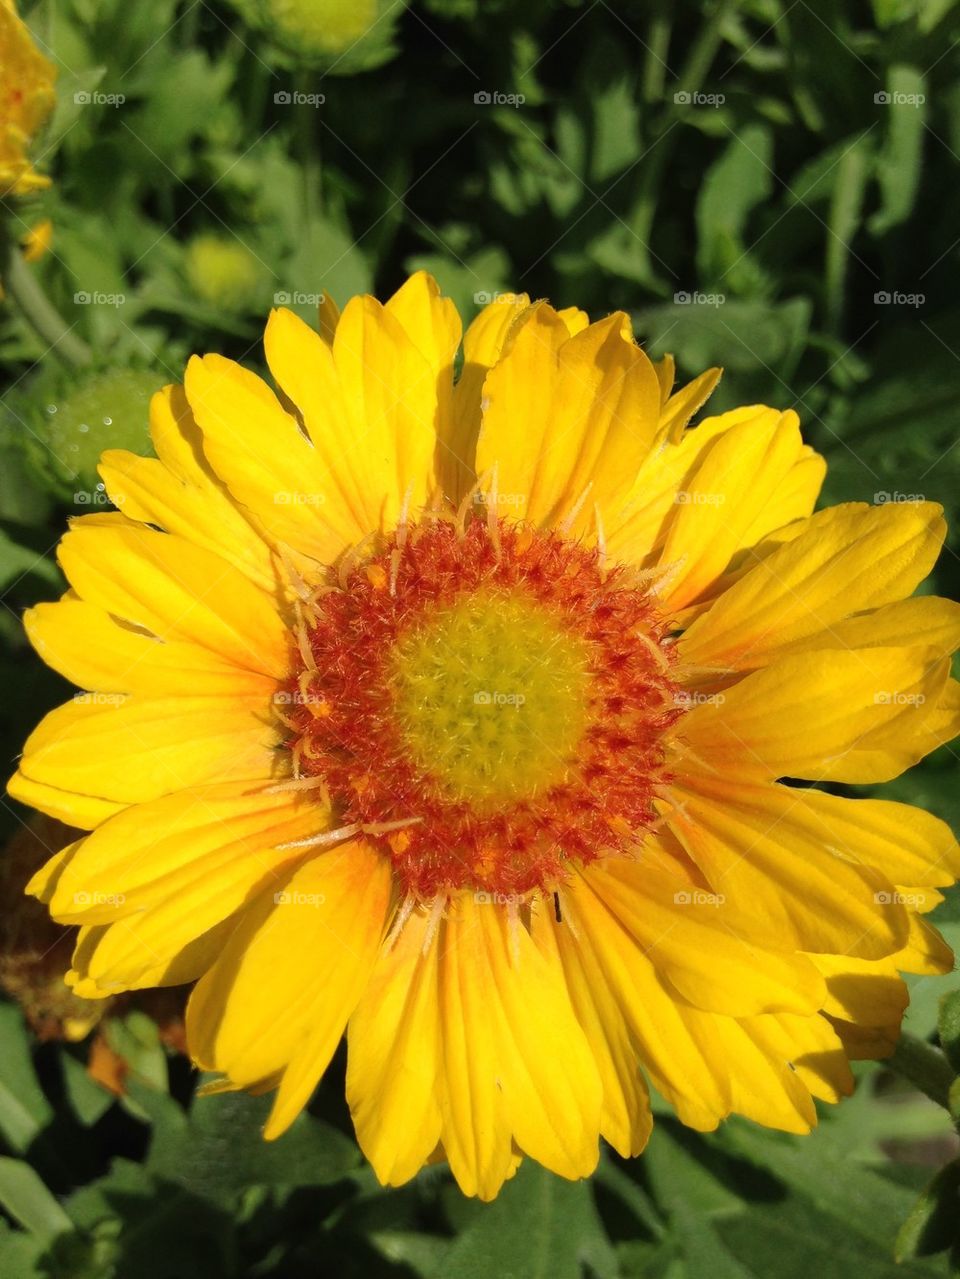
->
[184,234,269,314]
[14,274,960,1200]
[0,0,56,198]
[226,0,404,70]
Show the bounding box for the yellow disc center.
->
[386,590,594,810]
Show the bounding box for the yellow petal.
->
[329,293,441,524]
[653,353,675,405]
[561,874,729,1130]
[819,596,960,658]
[663,777,909,957]
[443,292,531,502]
[18,693,280,804]
[742,1012,852,1108]
[186,842,391,1126]
[659,366,723,442]
[6,771,123,829]
[896,913,954,975]
[58,516,289,680]
[580,860,825,1017]
[533,897,652,1158]
[25,597,274,699]
[185,350,364,563]
[99,385,278,591]
[676,646,949,783]
[317,291,340,344]
[750,786,960,887]
[813,952,908,1027]
[346,907,443,1186]
[437,893,602,1200]
[384,270,461,394]
[657,410,820,611]
[67,916,234,997]
[605,406,790,567]
[681,500,948,671]
[37,781,325,925]
[476,308,661,535]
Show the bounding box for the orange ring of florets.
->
[279,519,685,900]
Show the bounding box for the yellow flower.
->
[13,274,960,1200]
[21,214,52,261]
[0,0,57,198]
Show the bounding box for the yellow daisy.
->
[0,0,57,198]
[13,274,960,1200]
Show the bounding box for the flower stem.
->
[3,241,91,368]
[888,1033,955,1110]
[296,70,322,223]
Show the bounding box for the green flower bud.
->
[29,366,158,505]
[184,234,269,314]
[226,0,405,71]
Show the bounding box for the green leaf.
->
[695,123,773,289]
[939,990,960,1074]
[145,1086,360,1206]
[720,1120,920,1252]
[717,1192,943,1278]
[643,1124,745,1218]
[0,1219,47,1279]
[0,1006,54,1155]
[896,1159,960,1261]
[440,1162,617,1279]
[0,528,60,596]
[0,1158,73,1241]
[60,1053,116,1129]
[281,213,372,324]
[825,134,873,330]
[870,65,928,234]
[636,297,811,378]
[667,1199,756,1279]
[64,1157,236,1278]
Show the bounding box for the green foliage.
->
[3,0,960,1274]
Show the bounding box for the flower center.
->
[386,590,592,811]
[279,520,684,900]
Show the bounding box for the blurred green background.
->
[2,0,960,1275]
